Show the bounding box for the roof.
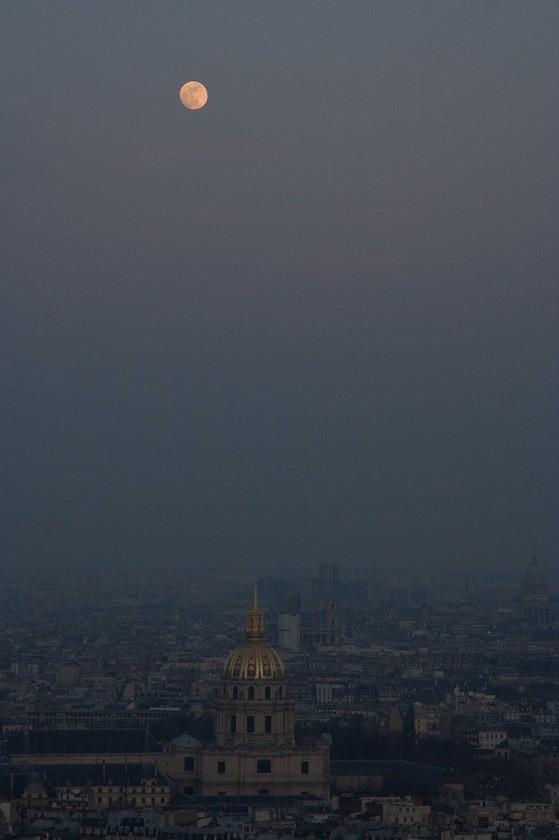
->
[170,734,202,750]
[331,760,446,779]
[21,762,167,787]
[7,729,160,756]
[223,641,285,681]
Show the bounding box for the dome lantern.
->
[245,585,265,641]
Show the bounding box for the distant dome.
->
[223,588,285,681]
[522,555,549,600]
[170,733,201,750]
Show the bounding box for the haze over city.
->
[2,1,558,578]
[2,5,559,836]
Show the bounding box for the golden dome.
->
[223,588,285,681]
[223,642,285,680]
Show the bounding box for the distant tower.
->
[277,612,301,652]
[318,562,339,599]
[520,555,551,627]
[324,600,342,645]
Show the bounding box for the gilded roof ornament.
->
[223,586,285,681]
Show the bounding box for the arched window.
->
[257,759,271,774]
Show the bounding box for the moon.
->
[179,81,208,111]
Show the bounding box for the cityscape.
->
[2,1,558,839]
[1,561,558,838]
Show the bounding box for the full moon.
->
[179,80,208,111]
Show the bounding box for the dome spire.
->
[245,583,265,641]
[222,585,285,680]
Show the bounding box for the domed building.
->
[195,590,330,798]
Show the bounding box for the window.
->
[218,791,226,796]
[247,715,255,733]
[230,715,237,734]
[257,759,271,774]
[233,686,238,699]
[278,687,282,699]
[265,715,272,734]
[184,786,194,796]
[184,756,194,771]
[301,761,309,774]
[217,761,226,775]
[259,789,270,796]
[248,686,255,699]
[265,686,271,700]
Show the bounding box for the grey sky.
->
[1,1,558,578]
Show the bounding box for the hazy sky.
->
[2,1,558,579]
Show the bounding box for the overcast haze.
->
[2,1,558,578]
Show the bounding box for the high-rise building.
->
[318,562,339,599]
[277,612,301,652]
